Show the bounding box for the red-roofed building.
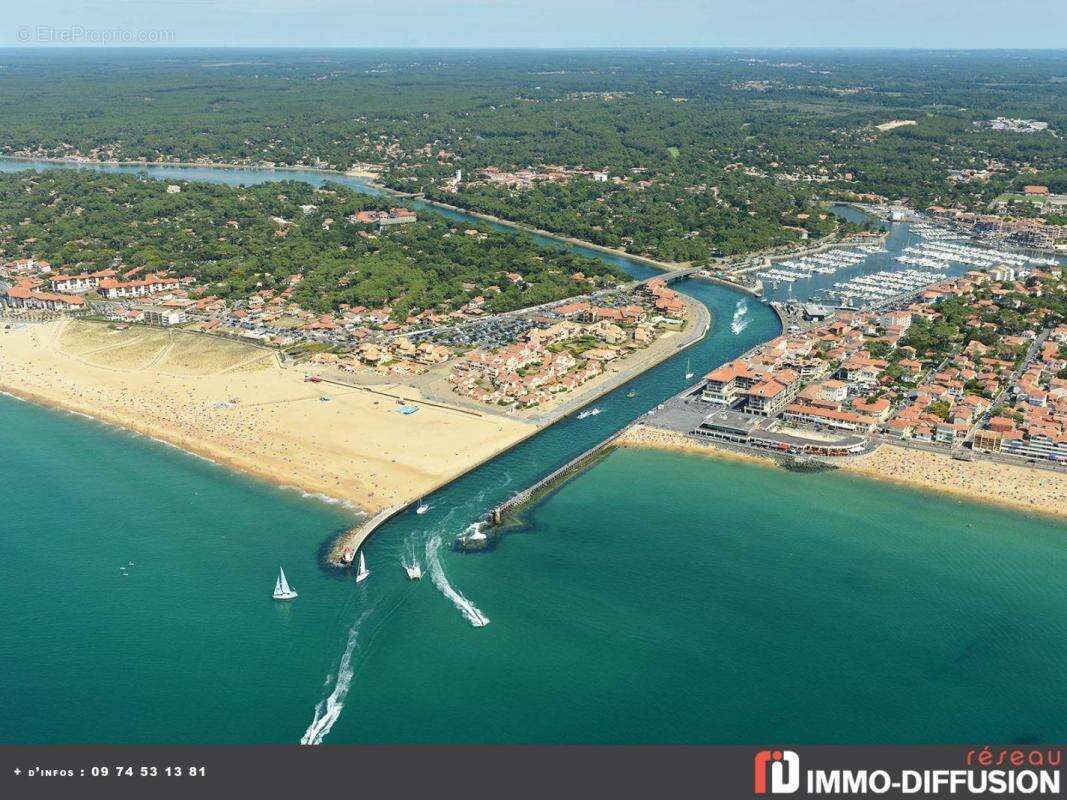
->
[4,283,86,311]
[782,404,877,432]
[702,359,763,406]
[49,269,116,293]
[97,274,180,299]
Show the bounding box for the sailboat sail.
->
[274,566,297,599]
[355,551,370,583]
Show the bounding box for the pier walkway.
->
[488,430,626,525]
[327,503,406,566]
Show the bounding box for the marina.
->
[754,206,1061,312]
[2,158,1065,746]
[824,268,948,308]
[756,246,876,284]
[895,240,1058,270]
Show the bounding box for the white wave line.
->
[399,535,420,571]
[300,608,372,745]
[425,535,489,628]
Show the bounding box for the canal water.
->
[1,159,1064,744]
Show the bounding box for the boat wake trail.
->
[300,608,372,745]
[425,535,490,627]
[730,299,751,335]
[400,536,421,572]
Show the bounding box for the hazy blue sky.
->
[8,0,1067,48]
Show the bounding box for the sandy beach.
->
[0,320,534,514]
[618,423,777,467]
[845,445,1067,519]
[620,423,1067,519]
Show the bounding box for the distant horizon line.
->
[3,45,1067,53]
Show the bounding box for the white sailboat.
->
[273,567,297,600]
[684,357,694,381]
[355,551,370,583]
[415,500,429,514]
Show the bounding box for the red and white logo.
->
[754,750,801,794]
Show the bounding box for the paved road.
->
[966,327,1050,443]
[641,393,709,433]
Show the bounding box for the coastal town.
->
[2,37,1067,766]
[644,257,1067,475]
[4,195,1064,444]
[928,183,1067,253]
[440,281,686,409]
[0,220,693,417]
[7,172,1065,530]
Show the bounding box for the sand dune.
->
[0,320,534,513]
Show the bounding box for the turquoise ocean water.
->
[0,159,1064,743]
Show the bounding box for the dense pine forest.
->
[0,49,1063,262]
[0,170,623,315]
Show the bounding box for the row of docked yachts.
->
[756,246,885,284]
[824,268,948,307]
[910,223,967,242]
[897,241,1057,271]
[753,217,1057,307]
